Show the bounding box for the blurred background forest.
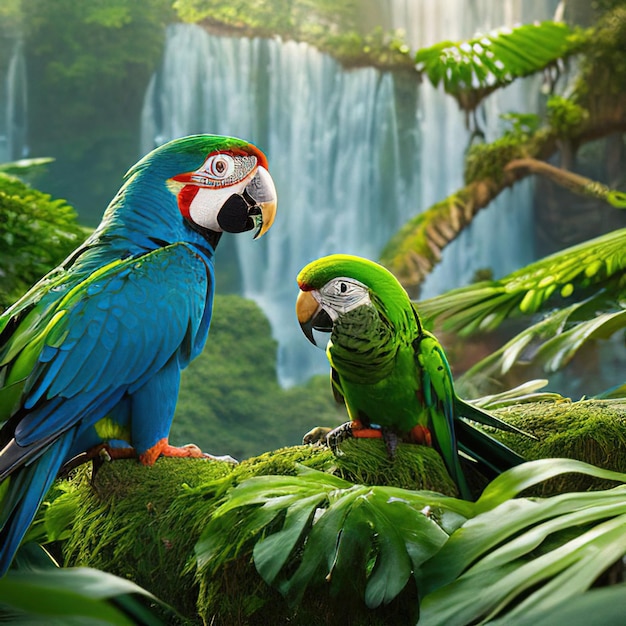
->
[1,0,625,460]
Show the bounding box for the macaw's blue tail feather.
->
[0,432,74,575]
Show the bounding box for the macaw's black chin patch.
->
[217,194,254,233]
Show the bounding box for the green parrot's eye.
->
[340,282,348,293]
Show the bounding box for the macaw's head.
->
[295,254,414,346]
[131,134,277,244]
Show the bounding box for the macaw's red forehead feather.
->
[225,144,269,170]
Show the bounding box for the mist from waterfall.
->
[0,37,28,163]
[140,1,560,385]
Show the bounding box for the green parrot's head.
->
[128,134,277,241]
[296,254,416,346]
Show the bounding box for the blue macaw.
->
[0,134,277,574]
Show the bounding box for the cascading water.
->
[140,1,560,385]
[386,0,560,299]
[0,36,27,163]
[141,25,420,385]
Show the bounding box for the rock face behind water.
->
[55,398,626,625]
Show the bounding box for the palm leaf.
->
[468,379,563,408]
[195,466,472,608]
[194,460,626,615]
[0,567,172,625]
[461,298,626,380]
[415,21,582,110]
[417,228,626,335]
[416,459,626,625]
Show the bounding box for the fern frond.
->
[417,228,626,335]
[415,21,582,110]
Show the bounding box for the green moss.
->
[52,398,626,623]
[464,136,528,185]
[57,440,457,624]
[546,95,590,138]
[174,0,414,71]
[490,398,626,494]
[333,438,458,494]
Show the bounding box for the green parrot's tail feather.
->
[456,418,525,478]
[455,397,537,439]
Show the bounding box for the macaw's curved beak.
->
[246,166,277,239]
[296,290,333,346]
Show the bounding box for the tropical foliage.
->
[0,566,174,625]
[192,458,626,624]
[17,0,176,222]
[415,21,582,112]
[173,0,412,69]
[380,4,626,399]
[417,228,626,381]
[0,166,90,309]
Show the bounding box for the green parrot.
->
[295,254,532,499]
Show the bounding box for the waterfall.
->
[386,0,560,298]
[0,36,28,163]
[140,1,559,385]
[141,25,420,385]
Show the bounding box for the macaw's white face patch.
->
[176,168,255,231]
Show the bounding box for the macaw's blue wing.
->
[0,241,214,573]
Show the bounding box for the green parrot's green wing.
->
[415,331,470,498]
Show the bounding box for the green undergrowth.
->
[52,442,456,624]
[46,399,626,624]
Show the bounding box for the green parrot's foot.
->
[326,420,383,454]
[381,427,399,459]
[408,424,432,447]
[139,438,238,465]
[303,426,333,445]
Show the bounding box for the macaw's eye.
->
[203,154,235,179]
[340,282,348,293]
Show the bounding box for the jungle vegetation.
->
[1,1,625,624]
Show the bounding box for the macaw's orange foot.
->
[139,438,238,465]
[408,424,432,447]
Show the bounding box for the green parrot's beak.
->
[296,290,333,346]
[246,166,277,239]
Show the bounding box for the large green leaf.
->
[496,583,626,626]
[418,513,626,626]
[195,467,472,609]
[0,567,169,625]
[461,299,626,380]
[193,460,626,621]
[417,228,626,380]
[416,459,626,625]
[414,21,581,110]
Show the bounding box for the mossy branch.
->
[379,131,555,292]
[51,398,626,625]
[505,158,626,208]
